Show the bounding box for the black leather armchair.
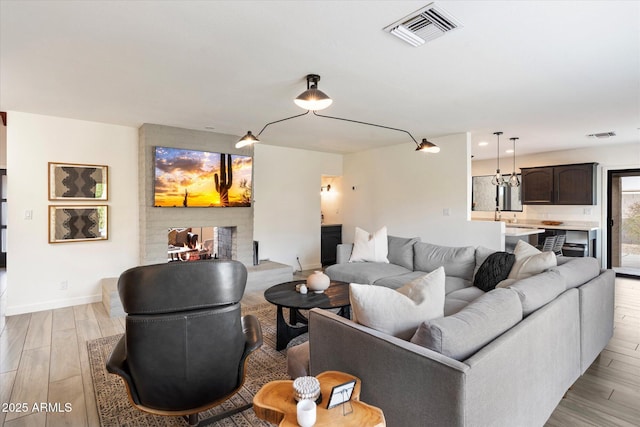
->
[106,259,263,426]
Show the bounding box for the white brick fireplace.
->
[138,124,254,266]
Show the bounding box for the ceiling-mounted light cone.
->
[236,130,259,148]
[294,74,333,111]
[415,138,440,153]
[294,88,333,111]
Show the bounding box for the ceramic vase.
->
[306,271,330,293]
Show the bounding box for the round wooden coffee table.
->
[264,280,350,350]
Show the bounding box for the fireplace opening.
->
[168,226,237,262]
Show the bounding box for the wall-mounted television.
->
[154,146,252,207]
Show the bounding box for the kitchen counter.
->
[472,218,599,232]
[504,222,599,232]
[505,227,545,237]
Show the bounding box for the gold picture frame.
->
[48,205,108,243]
[48,162,108,201]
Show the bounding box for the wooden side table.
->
[253,371,385,427]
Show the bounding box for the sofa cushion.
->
[505,270,566,316]
[410,288,522,360]
[414,242,475,281]
[387,235,420,270]
[325,262,411,285]
[473,252,516,292]
[374,271,471,294]
[350,267,445,340]
[474,246,496,279]
[444,286,486,316]
[373,271,426,289]
[349,226,389,263]
[550,257,601,290]
[444,276,473,294]
[507,240,557,280]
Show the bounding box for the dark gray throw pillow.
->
[473,252,516,292]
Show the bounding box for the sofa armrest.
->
[308,308,468,427]
[578,269,615,374]
[335,243,353,264]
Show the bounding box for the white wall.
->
[253,144,342,270]
[6,112,139,315]
[341,133,504,250]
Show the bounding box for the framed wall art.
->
[49,205,108,243]
[49,162,108,201]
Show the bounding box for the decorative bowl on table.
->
[541,221,563,226]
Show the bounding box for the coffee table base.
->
[275,305,350,351]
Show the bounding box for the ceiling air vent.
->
[384,3,462,47]
[587,132,616,139]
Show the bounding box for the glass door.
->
[608,169,640,277]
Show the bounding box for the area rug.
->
[88,302,304,427]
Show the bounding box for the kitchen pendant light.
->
[491,131,505,186]
[294,74,333,111]
[508,137,520,187]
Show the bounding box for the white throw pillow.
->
[349,267,446,340]
[507,240,557,281]
[349,226,389,263]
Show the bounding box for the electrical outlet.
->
[583,208,592,215]
[443,208,450,216]
[59,280,68,291]
[24,210,33,220]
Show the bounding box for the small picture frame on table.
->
[48,162,108,201]
[49,205,108,243]
[326,379,356,411]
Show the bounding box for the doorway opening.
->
[607,168,640,277]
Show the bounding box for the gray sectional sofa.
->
[307,236,615,427]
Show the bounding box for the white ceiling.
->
[1,0,639,160]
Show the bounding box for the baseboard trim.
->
[5,294,102,316]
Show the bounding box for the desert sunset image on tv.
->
[154,146,252,207]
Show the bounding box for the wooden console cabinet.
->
[521,163,597,205]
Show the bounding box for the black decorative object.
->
[473,251,515,291]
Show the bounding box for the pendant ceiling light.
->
[294,74,333,111]
[236,73,439,154]
[491,131,505,186]
[508,137,520,187]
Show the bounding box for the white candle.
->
[296,399,316,427]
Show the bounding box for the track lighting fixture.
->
[236,74,439,154]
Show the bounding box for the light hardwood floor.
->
[0,276,638,427]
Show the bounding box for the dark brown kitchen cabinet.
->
[521,167,554,204]
[521,163,597,205]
